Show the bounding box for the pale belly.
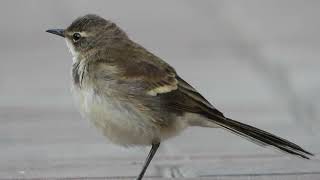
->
[71,86,183,146]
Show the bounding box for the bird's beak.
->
[46,29,65,38]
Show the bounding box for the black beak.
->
[46,29,65,37]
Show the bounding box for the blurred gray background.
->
[1,0,320,179]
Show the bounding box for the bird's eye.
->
[72,33,81,42]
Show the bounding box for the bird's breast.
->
[70,61,189,146]
[71,82,162,146]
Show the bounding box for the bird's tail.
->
[203,112,314,159]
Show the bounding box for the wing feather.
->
[113,39,224,117]
[105,39,313,159]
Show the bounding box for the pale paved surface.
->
[1,0,320,179]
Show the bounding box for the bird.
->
[46,14,313,180]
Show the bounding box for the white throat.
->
[65,39,79,63]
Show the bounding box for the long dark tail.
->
[203,112,314,159]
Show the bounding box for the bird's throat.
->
[65,39,80,63]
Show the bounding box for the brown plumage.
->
[47,14,313,180]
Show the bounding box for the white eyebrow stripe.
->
[78,32,88,37]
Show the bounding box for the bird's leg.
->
[136,142,160,180]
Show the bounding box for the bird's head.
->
[46,14,128,61]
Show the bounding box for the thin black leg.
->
[136,142,160,180]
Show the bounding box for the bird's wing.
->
[115,46,312,159]
[115,46,225,117]
[120,58,179,96]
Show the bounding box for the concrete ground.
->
[1,1,320,179]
